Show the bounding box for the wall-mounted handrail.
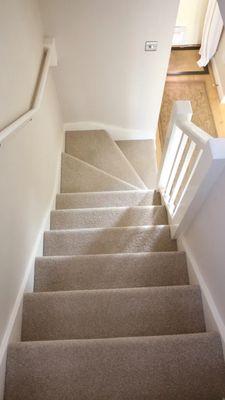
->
[0,37,57,144]
[158,100,225,238]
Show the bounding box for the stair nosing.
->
[36,250,185,262]
[11,331,219,347]
[45,225,171,234]
[51,205,165,213]
[57,189,155,196]
[25,284,199,297]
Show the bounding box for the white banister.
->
[164,133,188,200]
[169,140,196,207]
[0,37,57,144]
[158,100,225,238]
[176,119,212,149]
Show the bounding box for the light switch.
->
[145,41,158,51]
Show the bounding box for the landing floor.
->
[157,47,225,157]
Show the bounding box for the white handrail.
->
[0,37,57,144]
[158,100,225,238]
[176,119,212,149]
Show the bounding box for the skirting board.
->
[0,152,62,400]
[0,226,46,400]
[211,57,225,104]
[63,122,155,140]
[178,237,225,357]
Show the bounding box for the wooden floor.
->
[168,48,207,75]
[157,48,225,161]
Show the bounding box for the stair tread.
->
[44,225,177,256]
[5,333,225,400]
[61,153,139,193]
[50,205,168,229]
[65,130,147,189]
[34,251,188,292]
[22,285,205,341]
[116,139,157,189]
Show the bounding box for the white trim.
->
[158,101,225,239]
[63,121,154,141]
[171,138,225,238]
[211,57,225,103]
[0,37,57,144]
[178,237,225,356]
[0,153,62,399]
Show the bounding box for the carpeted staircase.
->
[4,130,225,399]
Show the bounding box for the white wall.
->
[179,166,225,351]
[212,30,225,103]
[38,0,179,139]
[176,0,208,45]
[0,0,63,397]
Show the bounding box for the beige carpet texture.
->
[50,205,168,230]
[34,252,189,292]
[116,139,157,188]
[66,130,147,189]
[56,189,161,209]
[4,130,225,399]
[22,286,205,341]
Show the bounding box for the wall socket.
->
[145,41,158,51]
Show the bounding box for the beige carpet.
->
[159,81,217,147]
[116,140,157,188]
[65,131,147,189]
[5,130,225,399]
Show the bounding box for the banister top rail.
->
[0,37,57,144]
[176,118,212,149]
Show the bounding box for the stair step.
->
[61,153,138,193]
[116,139,157,188]
[22,286,204,341]
[44,226,177,256]
[50,206,168,230]
[5,333,225,399]
[65,130,147,189]
[56,190,161,209]
[34,251,188,292]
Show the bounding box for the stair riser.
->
[34,252,188,292]
[50,206,168,230]
[44,226,177,256]
[22,286,205,341]
[56,191,161,209]
[5,334,225,400]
